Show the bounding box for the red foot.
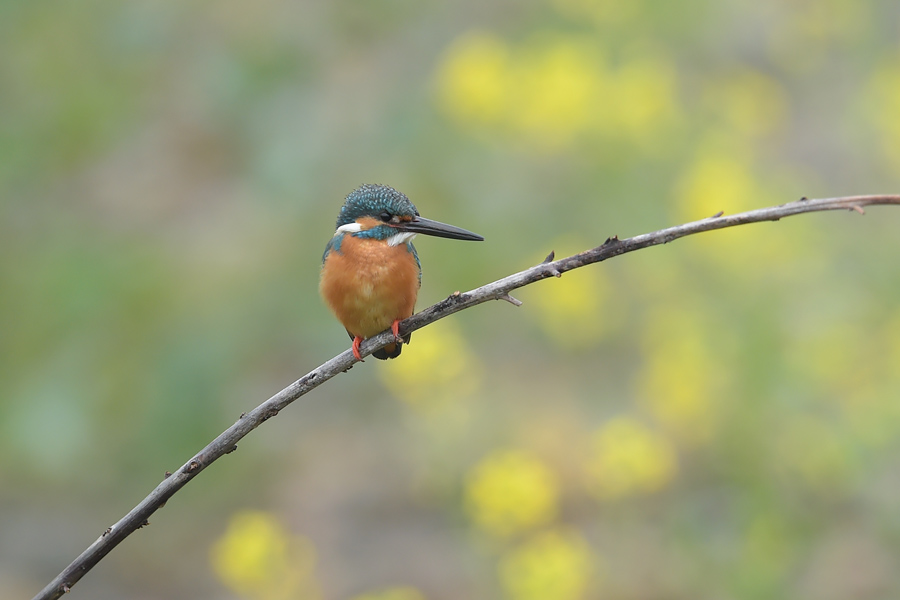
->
[352,336,364,361]
[391,319,402,342]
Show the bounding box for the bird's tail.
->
[372,332,412,360]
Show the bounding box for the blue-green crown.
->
[336,184,419,229]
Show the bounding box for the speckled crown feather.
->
[336,184,419,229]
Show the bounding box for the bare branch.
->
[32,194,900,600]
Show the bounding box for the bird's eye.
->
[379,211,392,222]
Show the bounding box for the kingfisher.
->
[320,184,483,360]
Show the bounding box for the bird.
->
[320,184,484,360]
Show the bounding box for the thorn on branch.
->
[499,293,523,306]
[102,527,112,537]
[603,235,619,245]
[711,210,724,218]
[163,471,172,479]
[226,444,238,454]
[239,412,247,419]
[851,205,865,214]
[542,251,555,263]
[138,519,150,529]
[799,196,809,201]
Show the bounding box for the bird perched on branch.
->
[320,184,484,360]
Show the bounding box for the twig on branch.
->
[32,194,900,600]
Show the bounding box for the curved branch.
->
[32,194,900,600]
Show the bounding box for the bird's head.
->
[334,184,483,246]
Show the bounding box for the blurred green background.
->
[3,0,900,598]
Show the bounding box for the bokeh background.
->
[3,0,900,598]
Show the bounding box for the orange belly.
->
[320,235,420,339]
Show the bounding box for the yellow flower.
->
[379,319,481,409]
[524,237,615,350]
[676,151,756,221]
[701,69,789,139]
[351,586,426,600]
[887,310,900,381]
[434,32,681,151]
[499,529,596,600]
[786,321,878,395]
[434,32,511,126]
[635,305,723,443]
[210,510,319,600]
[465,449,559,537]
[863,57,900,168]
[507,39,606,148]
[605,57,683,150]
[586,417,677,500]
[673,146,799,276]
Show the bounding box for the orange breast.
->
[319,234,420,339]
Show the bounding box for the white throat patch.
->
[335,222,363,235]
[387,231,417,247]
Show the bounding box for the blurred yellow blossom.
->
[673,146,797,276]
[863,57,900,169]
[465,449,559,537]
[498,528,596,600]
[785,321,877,397]
[210,510,320,600]
[636,305,724,443]
[888,310,900,381]
[506,40,606,148]
[702,69,789,139]
[379,319,481,409]
[606,57,683,150]
[351,586,426,600]
[434,32,680,151]
[676,151,757,220]
[434,31,510,126]
[586,417,677,500]
[525,237,616,350]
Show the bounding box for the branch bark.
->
[32,194,900,600]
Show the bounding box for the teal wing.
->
[322,233,344,263]
[407,241,421,287]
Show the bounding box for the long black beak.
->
[393,216,484,241]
